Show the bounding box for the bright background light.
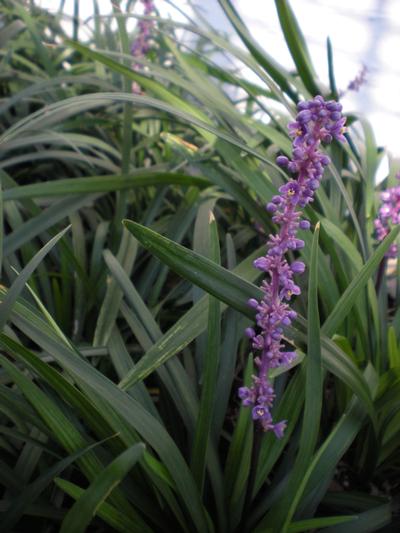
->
[37,0,400,158]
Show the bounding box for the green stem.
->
[240,424,263,533]
[375,257,386,294]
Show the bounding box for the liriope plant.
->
[0,1,399,532]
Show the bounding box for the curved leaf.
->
[60,444,148,533]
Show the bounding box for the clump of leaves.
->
[0,1,399,532]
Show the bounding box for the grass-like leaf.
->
[266,224,322,531]
[55,478,143,533]
[274,0,319,95]
[0,226,70,330]
[2,172,209,201]
[59,443,148,533]
[1,438,117,532]
[322,225,400,337]
[190,211,221,494]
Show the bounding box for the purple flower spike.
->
[340,65,368,97]
[239,95,346,436]
[374,172,400,258]
[130,0,156,94]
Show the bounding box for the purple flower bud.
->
[267,202,277,213]
[276,155,289,167]
[238,387,250,400]
[326,101,341,111]
[297,101,309,110]
[293,148,306,159]
[291,261,305,274]
[287,238,304,250]
[299,219,311,230]
[248,298,259,309]
[253,257,269,270]
[245,327,256,338]
[297,110,312,123]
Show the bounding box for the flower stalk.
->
[374,173,400,259]
[239,95,346,437]
[130,0,156,94]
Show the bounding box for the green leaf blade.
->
[60,443,148,533]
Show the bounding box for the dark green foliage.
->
[0,1,399,532]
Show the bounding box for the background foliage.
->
[0,0,399,531]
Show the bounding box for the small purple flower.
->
[238,95,346,437]
[374,173,400,258]
[273,421,287,439]
[252,405,269,420]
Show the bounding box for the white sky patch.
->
[235,0,400,158]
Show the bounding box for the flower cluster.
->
[131,0,155,94]
[239,95,346,437]
[374,173,400,258]
[340,65,368,97]
[347,65,368,93]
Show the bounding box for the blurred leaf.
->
[326,37,339,99]
[388,326,400,368]
[274,0,319,95]
[322,225,400,337]
[217,0,297,100]
[288,515,356,532]
[2,172,209,201]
